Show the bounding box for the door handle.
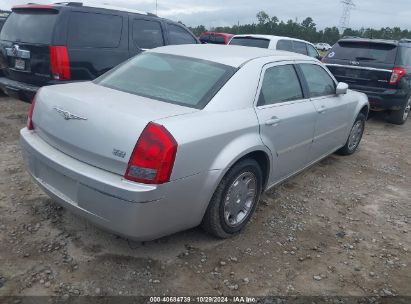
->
[317,105,327,114]
[265,116,281,126]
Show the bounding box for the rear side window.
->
[299,64,335,97]
[400,47,411,66]
[326,41,397,64]
[293,41,308,55]
[276,39,293,52]
[0,10,58,44]
[229,37,270,49]
[68,12,122,48]
[258,65,303,106]
[132,19,164,49]
[167,24,197,45]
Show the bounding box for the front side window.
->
[276,39,293,52]
[96,53,236,109]
[307,44,319,58]
[132,19,164,49]
[293,41,308,55]
[299,64,336,97]
[258,64,303,106]
[68,12,122,48]
[167,24,197,45]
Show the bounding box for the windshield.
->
[0,11,58,44]
[327,41,397,64]
[96,53,236,109]
[229,37,270,49]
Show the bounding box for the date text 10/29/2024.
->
[149,297,257,303]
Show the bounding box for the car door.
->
[129,17,165,55]
[297,62,352,162]
[255,62,317,181]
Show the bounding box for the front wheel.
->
[336,113,366,156]
[387,96,411,125]
[201,159,263,238]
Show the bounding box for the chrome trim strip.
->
[6,47,31,59]
[325,63,392,73]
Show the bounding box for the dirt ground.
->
[0,95,410,299]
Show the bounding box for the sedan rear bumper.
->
[20,128,220,241]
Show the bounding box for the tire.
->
[336,113,366,156]
[387,96,411,125]
[201,158,263,239]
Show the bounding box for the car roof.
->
[13,3,152,16]
[339,37,400,46]
[231,34,313,45]
[149,44,312,68]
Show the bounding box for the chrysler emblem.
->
[53,107,88,121]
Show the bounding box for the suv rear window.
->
[0,10,58,44]
[327,41,398,64]
[67,12,122,48]
[229,37,270,49]
[96,53,236,109]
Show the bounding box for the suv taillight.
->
[125,122,177,184]
[50,46,71,80]
[390,67,407,85]
[27,92,38,130]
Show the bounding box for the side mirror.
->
[336,82,349,95]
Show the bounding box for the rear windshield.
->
[0,10,58,44]
[95,53,236,109]
[229,37,270,49]
[200,34,226,45]
[327,41,398,64]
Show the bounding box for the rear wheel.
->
[387,96,411,125]
[336,113,366,156]
[202,159,262,238]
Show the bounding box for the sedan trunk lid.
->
[32,82,197,176]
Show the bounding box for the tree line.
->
[188,11,411,45]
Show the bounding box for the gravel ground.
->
[0,96,410,298]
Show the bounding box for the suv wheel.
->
[387,96,411,125]
[202,159,262,238]
[336,113,366,155]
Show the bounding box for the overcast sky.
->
[0,0,408,30]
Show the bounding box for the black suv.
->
[323,37,411,124]
[0,3,199,102]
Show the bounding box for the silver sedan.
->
[20,45,369,240]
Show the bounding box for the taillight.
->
[49,46,71,80]
[125,122,177,184]
[27,93,38,130]
[390,67,407,85]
